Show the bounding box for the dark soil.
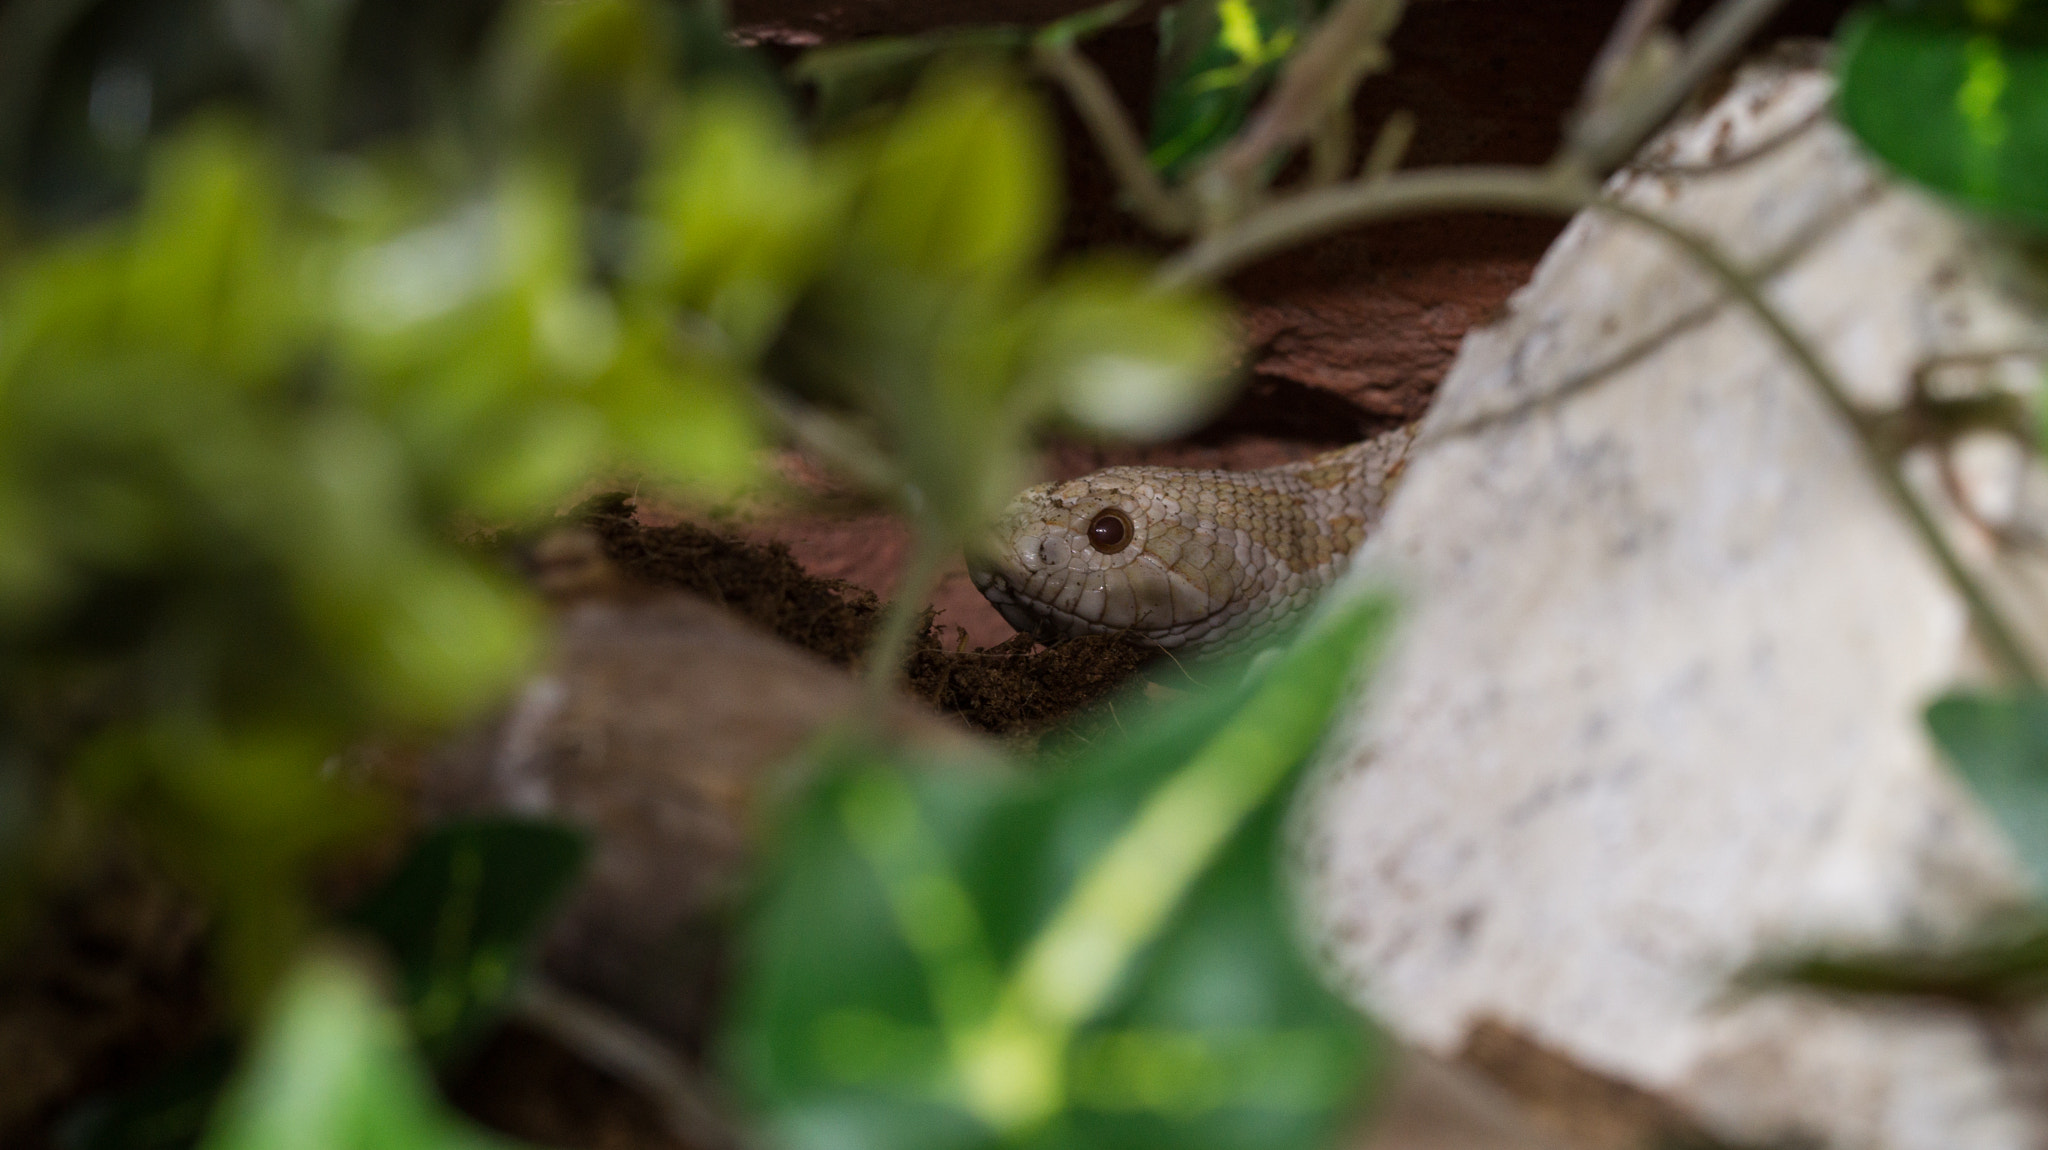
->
[446,1024,692,1150]
[0,861,213,1150]
[579,493,1159,738]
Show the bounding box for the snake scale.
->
[968,426,1415,657]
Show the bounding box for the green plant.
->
[730,596,1394,1150]
[24,0,2038,1145]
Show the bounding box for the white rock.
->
[1308,55,2048,1150]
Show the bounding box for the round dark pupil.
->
[1089,513,1127,549]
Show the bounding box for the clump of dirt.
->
[1459,1019,1726,1150]
[574,494,1157,736]
[446,1024,690,1150]
[0,860,214,1149]
[905,632,1157,735]
[579,494,885,667]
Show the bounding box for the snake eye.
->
[1086,508,1133,554]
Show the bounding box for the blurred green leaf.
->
[335,160,760,514]
[729,591,1394,1150]
[1837,3,2048,230]
[1038,0,1144,50]
[1926,689,2048,888]
[489,0,671,151]
[74,723,385,1004]
[845,64,1056,290]
[793,32,1029,130]
[780,62,1236,540]
[1019,260,1235,439]
[592,308,762,489]
[349,818,590,1065]
[198,949,523,1150]
[636,85,849,357]
[60,817,587,1147]
[1150,0,1318,180]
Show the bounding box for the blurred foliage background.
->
[25,0,2048,1145]
[0,0,1340,1145]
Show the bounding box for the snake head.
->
[966,469,1246,651]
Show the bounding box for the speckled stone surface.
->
[1305,59,2048,1150]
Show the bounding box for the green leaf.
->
[1149,0,1317,180]
[1019,260,1235,439]
[1037,0,1143,50]
[349,819,591,1065]
[122,119,311,388]
[488,0,671,146]
[636,84,849,357]
[198,949,523,1150]
[844,64,1056,290]
[1837,5,2048,230]
[73,724,385,1007]
[1926,689,2048,888]
[792,31,1028,130]
[728,591,1395,1150]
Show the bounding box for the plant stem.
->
[1591,198,2047,687]
[1032,39,1194,234]
[862,527,952,708]
[1579,0,1679,110]
[1309,103,1356,188]
[513,978,746,1150]
[1566,0,1796,171]
[1361,108,1417,181]
[1152,164,1593,289]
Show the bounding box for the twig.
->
[861,528,952,708]
[1152,164,1593,290]
[751,386,905,497]
[1201,0,1408,206]
[1032,38,1194,234]
[1580,0,1679,110]
[1361,109,1416,181]
[1590,198,2047,687]
[512,977,747,1150]
[1309,104,1355,187]
[1566,0,1797,172]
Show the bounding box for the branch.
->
[1579,0,1679,110]
[1593,198,2046,687]
[1361,109,1417,182]
[1566,0,1797,172]
[1032,38,1194,234]
[512,978,750,1150]
[1152,164,1593,290]
[1309,103,1356,188]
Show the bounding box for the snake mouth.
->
[966,561,1066,644]
[969,560,1208,651]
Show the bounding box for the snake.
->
[967,426,1415,657]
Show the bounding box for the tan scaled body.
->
[968,426,1414,657]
